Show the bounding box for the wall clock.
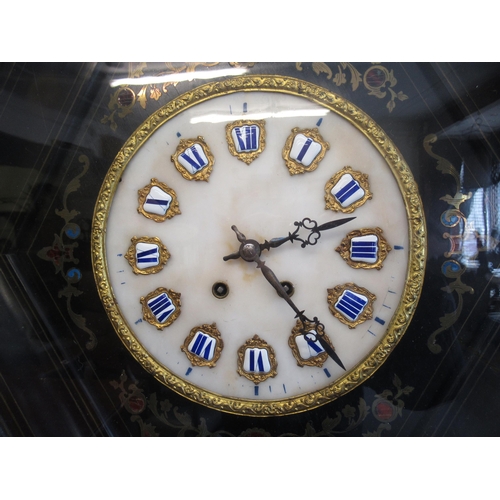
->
[92,75,426,416]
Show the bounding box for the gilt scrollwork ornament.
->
[137,178,181,222]
[327,283,376,328]
[225,120,266,164]
[125,236,170,275]
[181,323,224,368]
[282,127,329,175]
[336,227,392,270]
[140,287,181,330]
[288,321,336,368]
[237,335,278,384]
[171,136,214,181]
[325,166,372,213]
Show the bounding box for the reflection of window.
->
[468,187,485,235]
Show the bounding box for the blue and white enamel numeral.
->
[350,234,379,264]
[179,144,209,174]
[144,186,173,216]
[232,125,259,153]
[297,332,325,359]
[290,134,322,167]
[147,292,176,324]
[335,290,369,322]
[330,173,365,208]
[244,348,271,373]
[188,331,216,361]
[135,242,160,270]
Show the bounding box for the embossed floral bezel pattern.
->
[282,127,329,175]
[336,227,392,270]
[181,323,224,368]
[137,178,181,223]
[225,119,266,164]
[325,166,372,213]
[140,287,181,330]
[91,75,426,416]
[171,136,214,181]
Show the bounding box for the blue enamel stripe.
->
[257,351,264,371]
[235,128,246,150]
[148,293,175,322]
[375,317,385,325]
[254,386,259,396]
[180,146,207,171]
[185,367,192,376]
[191,333,214,360]
[145,198,170,206]
[336,180,361,204]
[249,126,256,149]
[323,368,331,378]
[296,138,313,162]
[137,248,158,261]
[137,248,158,258]
[235,126,258,151]
[307,339,323,354]
[337,291,367,320]
[249,349,264,372]
[394,245,404,250]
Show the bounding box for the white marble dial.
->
[94,77,425,415]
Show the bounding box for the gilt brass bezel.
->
[92,75,426,416]
[282,127,329,175]
[225,120,266,164]
[181,323,224,368]
[137,178,181,223]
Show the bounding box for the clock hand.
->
[223,216,355,261]
[225,227,345,370]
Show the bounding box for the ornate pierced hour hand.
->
[223,216,355,261]
[225,226,345,370]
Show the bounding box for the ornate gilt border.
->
[92,75,426,416]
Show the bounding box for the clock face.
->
[92,76,425,416]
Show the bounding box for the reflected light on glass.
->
[110,68,248,88]
[190,109,330,124]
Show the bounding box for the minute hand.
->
[252,253,345,371]
[223,216,355,262]
[261,217,356,251]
